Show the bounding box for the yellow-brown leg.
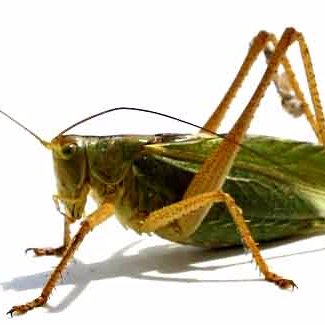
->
[25,217,71,257]
[264,33,324,142]
[7,203,114,316]
[140,191,295,289]
[202,30,320,140]
[147,28,324,290]
[25,189,91,257]
[25,196,73,257]
[178,27,325,238]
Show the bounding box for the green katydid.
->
[2,27,325,316]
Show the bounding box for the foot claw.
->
[25,246,66,257]
[7,305,30,317]
[266,272,297,290]
[6,310,14,317]
[276,278,297,290]
[6,297,46,317]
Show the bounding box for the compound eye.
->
[61,143,77,159]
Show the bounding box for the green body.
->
[52,133,325,248]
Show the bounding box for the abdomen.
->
[117,135,325,248]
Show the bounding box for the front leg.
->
[25,218,71,257]
[25,196,72,257]
[7,203,114,316]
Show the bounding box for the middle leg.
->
[25,188,90,257]
[25,195,75,257]
[140,190,296,289]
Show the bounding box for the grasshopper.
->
[2,27,325,316]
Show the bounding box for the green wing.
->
[147,135,325,188]
[145,135,325,247]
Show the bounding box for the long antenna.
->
[0,106,315,186]
[57,107,223,138]
[0,109,50,147]
[56,106,316,186]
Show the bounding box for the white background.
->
[1,1,325,324]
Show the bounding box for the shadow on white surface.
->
[2,237,325,314]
